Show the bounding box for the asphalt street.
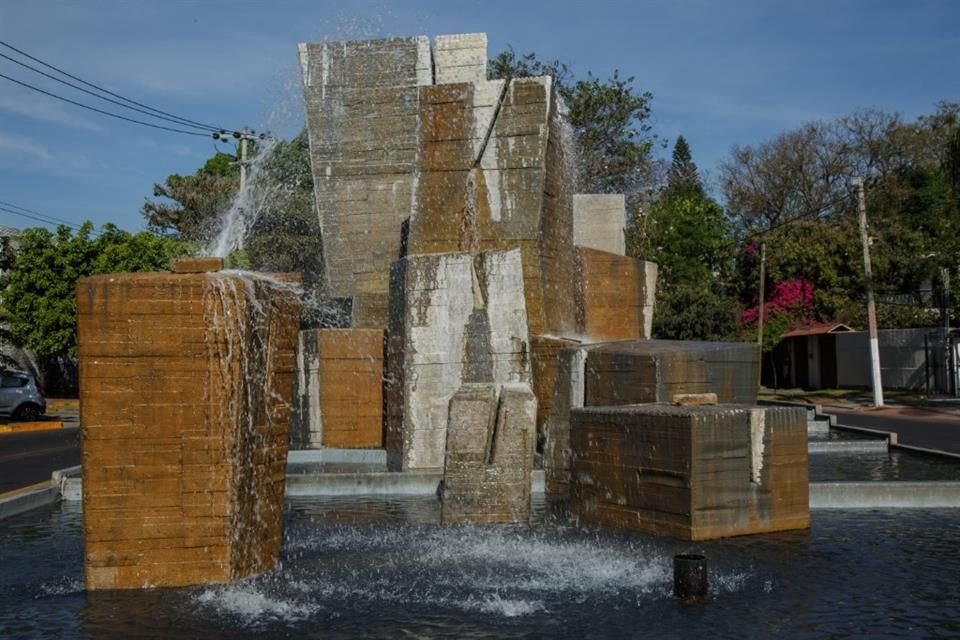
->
[827,405,960,456]
[0,427,81,493]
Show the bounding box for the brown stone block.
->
[169,257,224,273]
[77,270,298,589]
[530,335,581,448]
[570,404,808,540]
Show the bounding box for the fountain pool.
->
[3,497,960,638]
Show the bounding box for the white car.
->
[0,371,47,421]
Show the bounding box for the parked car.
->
[0,371,46,421]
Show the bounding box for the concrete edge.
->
[0,480,59,520]
[287,449,388,465]
[808,440,888,454]
[0,421,66,434]
[810,481,960,509]
[759,398,837,425]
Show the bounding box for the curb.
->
[0,480,59,520]
[0,421,65,434]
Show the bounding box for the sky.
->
[0,0,957,233]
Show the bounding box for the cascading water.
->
[207,138,281,258]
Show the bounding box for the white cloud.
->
[0,131,53,160]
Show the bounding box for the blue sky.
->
[0,0,957,232]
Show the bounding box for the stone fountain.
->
[74,31,807,591]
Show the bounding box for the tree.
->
[489,47,658,195]
[141,133,324,293]
[722,104,960,333]
[142,152,239,242]
[668,135,699,192]
[1,223,186,388]
[631,138,737,340]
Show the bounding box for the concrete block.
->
[299,35,433,326]
[584,340,760,407]
[409,76,577,337]
[385,249,531,471]
[543,347,587,500]
[291,328,384,450]
[441,383,537,523]
[434,33,488,85]
[575,247,657,341]
[573,194,625,255]
[76,270,299,589]
[570,404,809,540]
[530,334,581,447]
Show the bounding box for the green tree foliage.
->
[631,138,738,340]
[723,103,960,333]
[142,152,239,242]
[1,223,186,363]
[140,132,323,298]
[489,47,657,195]
[244,131,323,286]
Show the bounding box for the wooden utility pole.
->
[854,177,884,407]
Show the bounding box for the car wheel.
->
[13,403,41,422]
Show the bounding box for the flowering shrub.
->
[741,279,815,325]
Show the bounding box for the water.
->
[3,498,960,638]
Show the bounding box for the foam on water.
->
[195,582,320,624]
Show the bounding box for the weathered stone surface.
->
[299,36,432,326]
[575,247,657,341]
[385,249,531,471]
[543,346,587,501]
[169,257,224,273]
[583,340,759,407]
[570,404,809,540]
[441,383,537,523]
[573,194,625,255]
[76,271,299,589]
[434,33,487,85]
[530,334,581,448]
[408,76,577,337]
[291,328,384,449]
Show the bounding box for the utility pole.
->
[943,266,954,396]
[239,126,249,194]
[757,241,767,392]
[757,242,766,347]
[854,177,884,408]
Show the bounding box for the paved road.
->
[826,405,960,456]
[0,427,81,493]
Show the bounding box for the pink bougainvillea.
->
[741,279,815,325]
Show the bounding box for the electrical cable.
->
[0,38,229,133]
[0,199,84,229]
[0,205,85,230]
[0,51,216,132]
[0,72,210,137]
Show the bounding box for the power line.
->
[0,205,85,231]
[0,71,211,137]
[0,199,84,229]
[0,51,215,133]
[0,38,228,133]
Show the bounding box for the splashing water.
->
[207,138,281,258]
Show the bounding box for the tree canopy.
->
[1,223,186,363]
